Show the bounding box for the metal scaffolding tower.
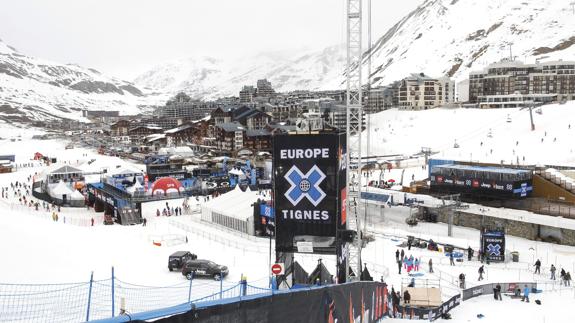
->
[345,0,364,281]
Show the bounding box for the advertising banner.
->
[151,282,388,323]
[260,204,275,219]
[430,174,533,199]
[462,282,537,301]
[273,132,345,253]
[482,230,506,262]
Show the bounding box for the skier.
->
[478,265,485,281]
[560,268,566,284]
[534,259,541,274]
[550,265,556,280]
[397,259,402,274]
[566,272,572,287]
[450,252,455,266]
[395,249,400,262]
[459,273,466,289]
[428,258,434,273]
[414,258,420,271]
[467,246,473,261]
[400,249,405,260]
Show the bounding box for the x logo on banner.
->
[487,243,501,256]
[284,165,326,207]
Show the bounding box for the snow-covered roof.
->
[201,185,267,221]
[50,180,74,195]
[157,146,194,157]
[216,122,245,132]
[107,166,143,177]
[146,134,166,142]
[70,190,85,201]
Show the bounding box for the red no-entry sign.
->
[271,263,284,275]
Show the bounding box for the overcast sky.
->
[0,0,422,80]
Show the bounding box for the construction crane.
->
[345,0,365,281]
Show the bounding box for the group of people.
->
[395,249,427,275]
[156,204,184,217]
[536,260,572,286]
[389,286,411,318]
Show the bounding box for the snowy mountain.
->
[362,0,575,88]
[134,45,346,100]
[0,38,156,123]
[136,0,575,99]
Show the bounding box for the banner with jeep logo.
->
[272,132,346,253]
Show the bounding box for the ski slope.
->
[364,102,575,166]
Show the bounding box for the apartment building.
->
[469,59,575,107]
[398,73,449,110]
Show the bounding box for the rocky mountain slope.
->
[136,0,575,99]
[361,0,575,88]
[0,38,154,123]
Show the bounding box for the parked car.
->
[181,259,229,280]
[168,251,197,272]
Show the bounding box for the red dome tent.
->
[151,177,184,196]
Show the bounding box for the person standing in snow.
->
[428,258,434,273]
[403,290,411,304]
[450,252,455,266]
[534,259,541,274]
[397,259,402,274]
[467,247,473,261]
[391,287,399,317]
[459,273,466,289]
[550,265,556,280]
[521,285,530,303]
[478,265,485,281]
[400,249,405,260]
[395,249,400,262]
[403,255,408,270]
[566,272,572,286]
[494,284,502,301]
[414,258,420,271]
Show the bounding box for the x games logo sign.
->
[284,165,326,207]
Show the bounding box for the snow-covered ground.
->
[1,104,575,322]
[365,102,575,166]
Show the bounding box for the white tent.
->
[200,186,268,235]
[127,180,144,195]
[70,189,85,201]
[49,180,74,200]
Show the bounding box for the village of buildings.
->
[34,58,572,159]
